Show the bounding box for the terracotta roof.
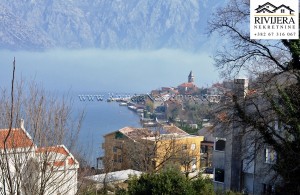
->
[0,128,34,149]
[53,160,65,167]
[119,127,153,140]
[68,158,76,165]
[247,89,257,96]
[216,112,228,122]
[114,126,189,141]
[36,145,78,167]
[161,125,189,135]
[178,82,195,88]
[213,83,221,87]
[0,126,78,169]
[212,83,223,88]
[165,99,181,105]
[36,145,69,155]
[51,159,75,167]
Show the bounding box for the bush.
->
[126,167,215,195]
[191,176,215,195]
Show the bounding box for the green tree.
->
[126,167,214,195]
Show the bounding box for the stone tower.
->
[188,71,194,83]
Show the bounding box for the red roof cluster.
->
[0,128,78,167]
[178,82,195,88]
[0,128,34,149]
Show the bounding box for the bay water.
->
[74,93,142,166]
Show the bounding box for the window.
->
[265,147,277,164]
[215,138,226,151]
[191,158,197,171]
[263,183,275,194]
[182,144,187,150]
[274,120,283,131]
[113,146,118,153]
[201,145,207,153]
[115,132,124,139]
[281,9,285,13]
[152,160,156,169]
[191,143,196,150]
[118,155,123,163]
[214,168,225,183]
[113,154,118,162]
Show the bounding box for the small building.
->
[84,169,143,189]
[102,125,204,174]
[144,94,164,112]
[0,121,79,195]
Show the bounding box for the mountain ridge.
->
[0,0,222,50]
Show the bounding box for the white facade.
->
[0,128,79,195]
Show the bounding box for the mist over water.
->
[0,49,218,93]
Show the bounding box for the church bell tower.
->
[188,71,194,83]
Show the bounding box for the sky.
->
[0,49,219,94]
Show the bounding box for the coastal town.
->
[0,0,299,194]
[84,71,285,195]
[105,71,226,130]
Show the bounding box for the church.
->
[177,71,198,95]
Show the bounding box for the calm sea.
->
[73,93,142,166]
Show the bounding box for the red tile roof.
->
[212,83,223,88]
[36,145,69,155]
[0,128,34,149]
[119,127,153,140]
[247,89,257,96]
[216,112,228,122]
[178,82,195,88]
[36,145,78,167]
[68,158,75,165]
[162,125,189,135]
[0,127,78,168]
[53,160,65,167]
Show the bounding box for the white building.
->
[85,169,143,185]
[0,122,79,195]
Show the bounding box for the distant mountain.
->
[0,4,54,50]
[0,0,222,50]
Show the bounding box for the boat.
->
[128,106,137,111]
[143,122,157,127]
[119,102,127,106]
[136,109,144,113]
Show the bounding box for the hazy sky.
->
[0,49,219,94]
